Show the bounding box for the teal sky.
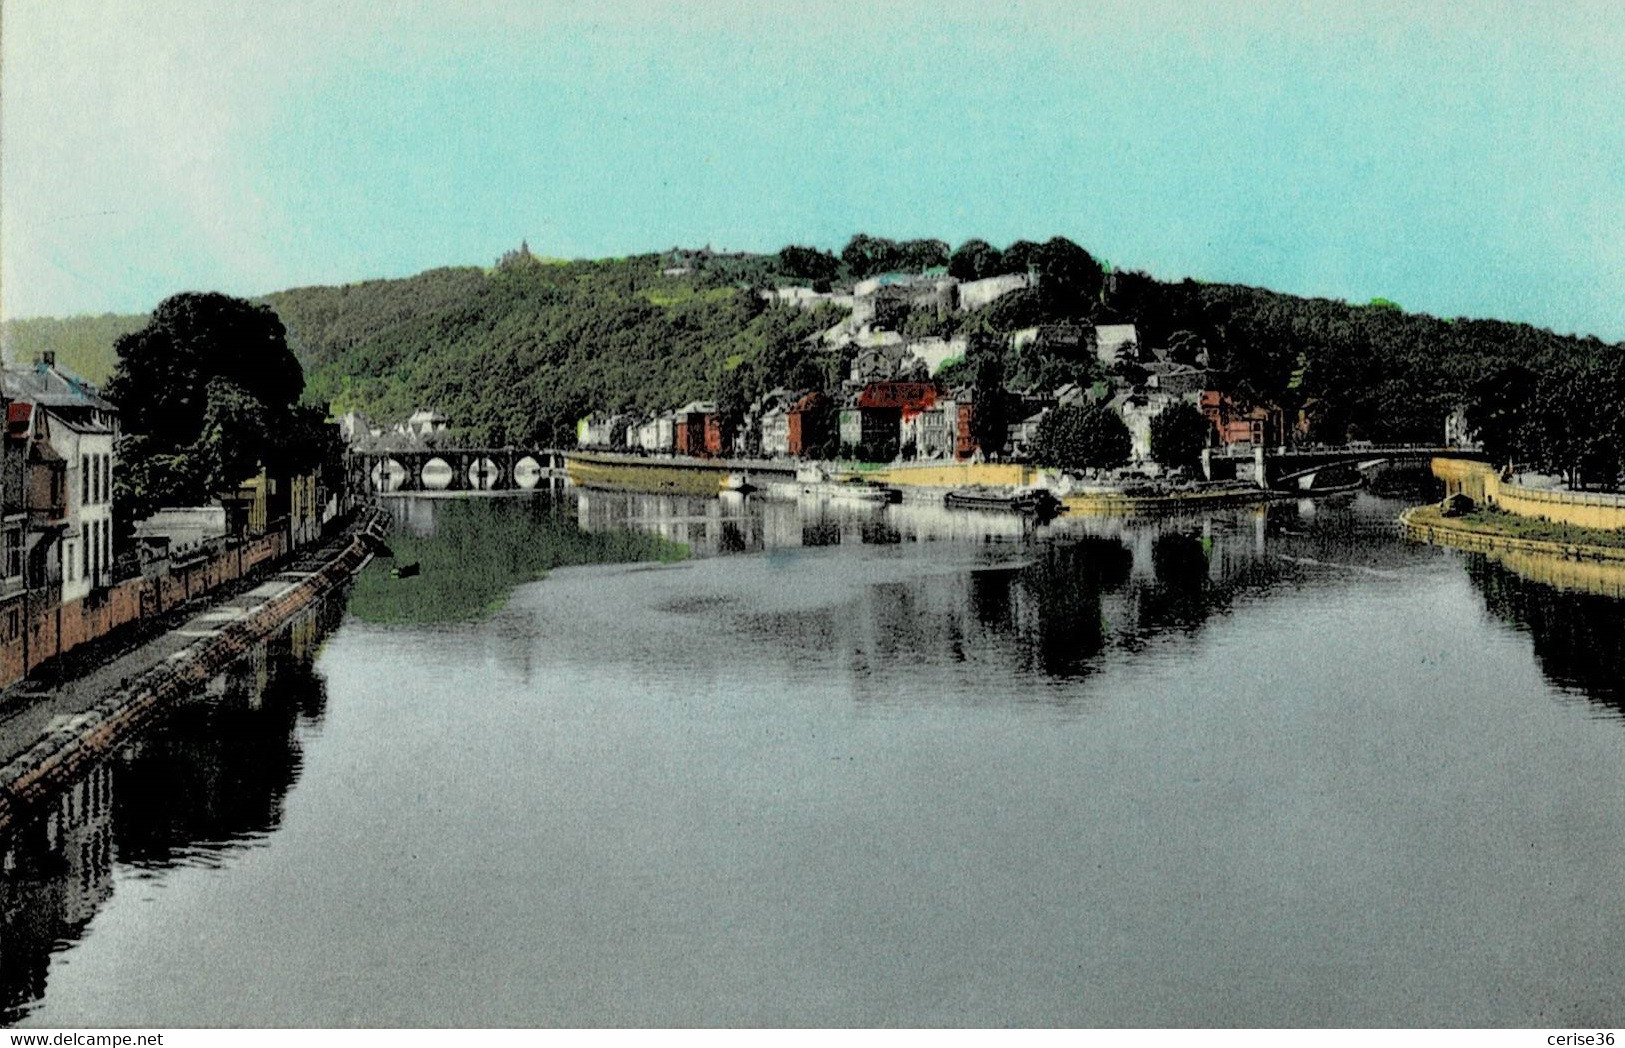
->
[3,1,1623,340]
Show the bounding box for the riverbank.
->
[1062,486,1287,515]
[0,508,385,836]
[566,451,794,495]
[568,450,1300,514]
[1400,503,1625,560]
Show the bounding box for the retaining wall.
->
[0,512,380,836]
[1431,458,1625,531]
[856,462,1036,488]
[0,531,290,691]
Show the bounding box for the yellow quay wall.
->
[1432,458,1625,531]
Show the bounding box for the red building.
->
[855,382,941,461]
[1200,391,1279,448]
[703,414,731,457]
[786,392,830,457]
[674,401,723,458]
[955,402,977,460]
[858,382,939,415]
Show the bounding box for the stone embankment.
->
[1401,503,1625,597]
[1400,503,1625,562]
[569,452,1289,513]
[0,508,387,836]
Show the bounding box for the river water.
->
[3,487,1623,1027]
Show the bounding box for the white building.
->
[1108,390,1196,465]
[906,336,969,377]
[906,398,959,460]
[1094,324,1140,369]
[132,506,229,558]
[1,359,119,603]
[635,414,676,454]
[402,409,449,438]
[956,272,1031,312]
[760,405,790,458]
[336,410,381,445]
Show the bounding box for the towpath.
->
[0,527,364,770]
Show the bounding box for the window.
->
[82,454,90,503]
[2,529,20,580]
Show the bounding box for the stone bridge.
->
[350,448,567,493]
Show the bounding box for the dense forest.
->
[9,234,1625,484]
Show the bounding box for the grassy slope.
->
[1410,504,1625,550]
[0,313,145,384]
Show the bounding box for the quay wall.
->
[1432,458,1625,531]
[0,529,291,690]
[1401,504,1625,597]
[853,462,1036,488]
[0,511,382,836]
[566,452,796,495]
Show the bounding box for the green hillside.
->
[0,312,145,384]
[272,251,837,447]
[9,235,1624,480]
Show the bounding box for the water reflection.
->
[0,597,343,1025]
[393,492,1471,702]
[355,496,683,624]
[571,487,1057,554]
[1466,556,1625,719]
[532,494,1335,696]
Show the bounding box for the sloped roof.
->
[0,362,116,413]
[858,382,940,410]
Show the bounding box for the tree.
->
[897,238,950,271]
[107,292,315,524]
[1033,236,1105,314]
[839,234,902,279]
[776,245,840,286]
[948,239,1004,281]
[1032,404,1131,470]
[1149,401,1211,472]
[966,338,1009,458]
[107,292,302,451]
[1000,239,1041,277]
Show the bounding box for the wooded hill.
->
[9,236,1625,481]
[0,313,146,385]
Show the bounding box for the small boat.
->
[794,465,898,503]
[817,480,896,504]
[945,487,1063,517]
[390,562,421,579]
[720,472,758,494]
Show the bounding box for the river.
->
[3,487,1623,1027]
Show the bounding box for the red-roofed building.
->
[855,382,941,461]
[1200,391,1279,448]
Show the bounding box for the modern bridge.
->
[1204,444,1491,491]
